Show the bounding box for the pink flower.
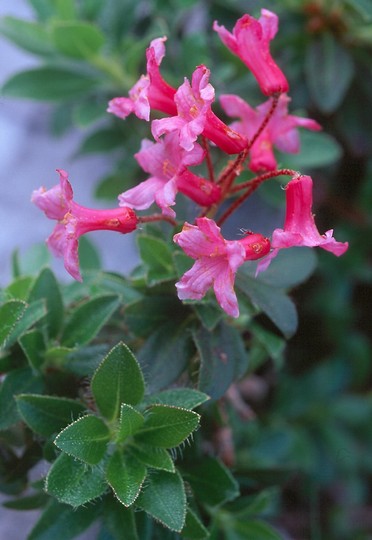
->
[152,65,215,152]
[152,65,247,154]
[220,93,321,172]
[107,37,176,122]
[119,133,220,217]
[32,170,137,281]
[214,9,289,96]
[174,217,270,317]
[257,175,348,273]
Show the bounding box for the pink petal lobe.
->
[118,177,165,210]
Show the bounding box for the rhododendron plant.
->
[2,4,357,539]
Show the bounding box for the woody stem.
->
[138,214,177,227]
[201,136,215,183]
[217,168,296,227]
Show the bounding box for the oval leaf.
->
[91,342,145,420]
[45,453,106,507]
[136,470,186,532]
[54,415,109,465]
[51,21,105,59]
[135,405,200,448]
[106,450,146,507]
[16,394,86,437]
[28,267,64,339]
[0,300,26,348]
[61,294,120,347]
[2,68,100,101]
[117,403,145,442]
[306,33,355,113]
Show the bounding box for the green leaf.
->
[0,17,54,55]
[0,300,26,349]
[136,470,186,532]
[236,274,298,338]
[17,394,86,437]
[224,519,283,540]
[5,276,34,300]
[130,445,175,473]
[18,330,46,371]
[116,404,144,442]
[193,322,249,400]
[193,301,223,331]
[6,299,47,347]
[73,100,107,127]
[106,450,147,506]
[143,388,209,410]
[92,342,145,420]
[51,21,105,59]
[103,496,139,540]
[250,324,285,370]
[277,131,342,169]
[54,415,110,465]
[306,33,355,113]
[63,344,108,377]
[181,508,209,539]
[246,248,317,289]
[28,499,98,540]
[3,492,48,510]
[135,405,200,448]
[76,128,125,156]
[0,368,43,430]
[78,235,102,273]
[138,320,194,392]
[2,68,100,101]
[45,452,106,506]
[61,294,120,347]
[125,295,182,338]
[182,457,239,507]
[137,235,176,285]
[28,268,64,338]
[12,243,50,277]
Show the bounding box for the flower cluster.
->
[33,8,348,317]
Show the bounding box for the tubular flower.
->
[32,170,137,281]
[257,175,349,273]
[174,217,270,318]
[107,37,176,122]
[220,93,321,172]
[152,65,247,154]
[118,133,220,217]
[213,9,289,96]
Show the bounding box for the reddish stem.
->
[201,135,215,183]
[246,94,279,153]
[216,94,280,197]
[138,213,177,227]
[230,168,297,194]
[217,168,296,227]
